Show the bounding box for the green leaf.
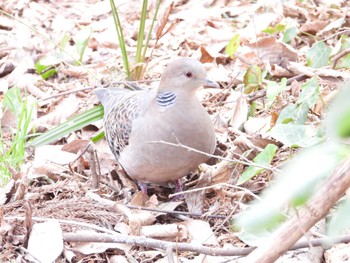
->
[225,34,240,58]
[282,27,298,43]
[110,0,130,79]
[29,105,104,147]
[276,103,309,125]
[297,77,319,107]
[266,78,287,102]
[237,144,278,185]
[243,65,262,94]
[73,27,91,64]
[35,55,60,79]
[91,131,105,143]
[306,41,331,68]
[269,124,323,148]
[234,228,275,246]
[2,87,23,115]
[328,199,350,237]
[326,82,350,139]
[263,23,286,34]
[336,108,350,138]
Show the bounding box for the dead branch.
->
[6,216,350,257]
[62,232,350,257]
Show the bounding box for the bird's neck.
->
[156,91,177,108]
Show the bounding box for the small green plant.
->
[31,0,164,146]
[110,0,161,80]
[35,27,92,79]
[0,88,36,185]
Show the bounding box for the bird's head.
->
[159,58,219,94]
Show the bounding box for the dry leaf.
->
[300,20,329,35]
[247,36,298,66]
[181,219,218,245]
[244,116,272,136]
[110,255,129,263]
[27,220,63,263]
[0,179,15,205]
[73,232,131,255]
[200,46,214,63]
[230,92,249,130]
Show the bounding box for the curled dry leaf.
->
[230,92,249,130]
[200,46,214,63]
[156,1,174,40]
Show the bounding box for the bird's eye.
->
[184,71,193,78]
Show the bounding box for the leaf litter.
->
[1,0,350,261]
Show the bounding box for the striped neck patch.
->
[157,91,176,108]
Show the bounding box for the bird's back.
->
[94,87,155,159]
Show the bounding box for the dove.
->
[95,58,218,193]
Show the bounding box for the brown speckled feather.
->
[95,88,147,158]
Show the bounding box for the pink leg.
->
[139,182,148,195]
[175,179,183,192]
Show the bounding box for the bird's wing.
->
[94,88,145,158]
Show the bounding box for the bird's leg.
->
[175,179,183,192]
[139,182,148,195]
[172,179,185,201]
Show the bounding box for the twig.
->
[39,79,160,101]
[331,48,350,69]
[125,205,226,219]
[169,183,262,201]
[17,247,41,263]
[5,216,118,235]
[243,157,350,263]
[62,231,251,256]
[62,232,350,257]
[146,140,277,172]
[87,145,100,189]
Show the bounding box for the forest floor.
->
[1,0,350,262]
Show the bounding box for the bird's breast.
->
[118,99,216,184]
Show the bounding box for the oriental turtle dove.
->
[95,58,218,190]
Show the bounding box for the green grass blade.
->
[142,0,161,61]
[29,105,104,147]
[136,0,148,64]
[110,0,131,80]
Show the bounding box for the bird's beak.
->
[202,78,220,89]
